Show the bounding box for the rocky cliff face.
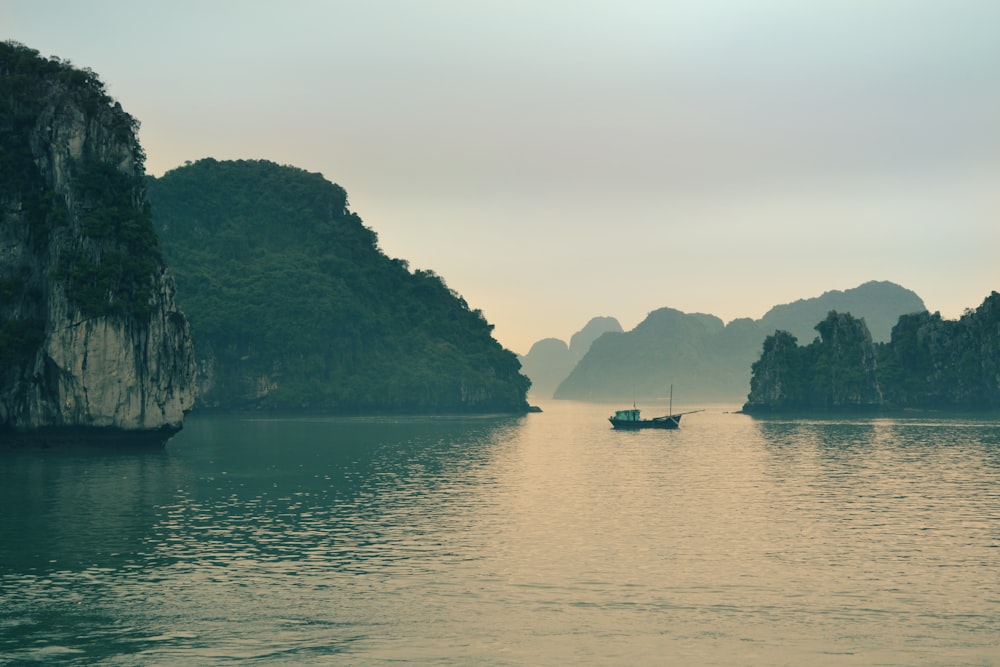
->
[879,292,1000,409]
[741,330,801,410]
[743,311,882,413]
[812,311,883,407]
[1,42,195,442]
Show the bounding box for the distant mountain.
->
[758,281,925,344]
[518,317,622,398]
[549,281,926,404]
[554,308,734,403]
[569,316,623,356]
[147,158,530,413]
[518,338,572,400]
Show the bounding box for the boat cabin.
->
[613,409,642,422]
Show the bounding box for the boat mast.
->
[669,384,673,415]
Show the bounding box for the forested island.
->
[743,292,1000,413]
[147,159,531,414]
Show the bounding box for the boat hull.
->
[609,415,681,430]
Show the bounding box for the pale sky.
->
[5,1,998,354]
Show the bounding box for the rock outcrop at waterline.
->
[0,41,196,443]
[743,311,882,413]
[742,293,1000,413]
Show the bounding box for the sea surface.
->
[1,401,998,665]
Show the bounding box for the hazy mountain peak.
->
[760,280,925,343]
[569,317,622,359]
[539,280,932,403]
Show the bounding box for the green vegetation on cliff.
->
[147,158,530,413]
[0,41,129,201]
[744,293,1000,413]
[744,311,882,412]
[1,40,196,436]
[1,40,161,348]
[877,294,1000,409]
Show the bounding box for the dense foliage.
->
[744,293,1000,412]
[2,42,99,198]
[1,40,160,361]
[147,159,530,413]
[877,293,1000,409]
[52,162,161,319]
[745,312,881,411]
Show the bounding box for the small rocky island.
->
[0,41,196,445]
[743,293,1000,414]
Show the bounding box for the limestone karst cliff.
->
[743,311,882,413]
[0,41,195,443]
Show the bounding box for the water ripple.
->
[1,408,998,664]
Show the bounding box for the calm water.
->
[1,401,998,665]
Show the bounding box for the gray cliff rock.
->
[1,41,195,443]
[743,311,883,413]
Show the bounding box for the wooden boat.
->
[609,386,702,430]
[609,408,683,429]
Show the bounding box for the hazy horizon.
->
[5,1,997,354]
